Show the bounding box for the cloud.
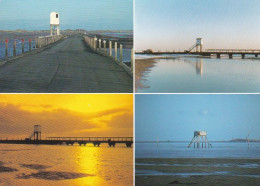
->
[0,103,132,138]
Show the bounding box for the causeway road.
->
[0,35,133,93]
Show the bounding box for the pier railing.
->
[0,35,64,60]
[205,49,260,53]
[36,35,63,48]
[46,137,133,142]
[83,34,133,75]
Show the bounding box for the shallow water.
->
[0,144,133,186]
[136,55,260,93]
[135,169,260,177]
[135,142,260,159]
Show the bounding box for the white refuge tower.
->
[188,131,212,148]
[50,12,60,36]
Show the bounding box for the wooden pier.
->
[0,137,133,147]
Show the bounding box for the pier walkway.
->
[0,35,132,93]
[0,137,133,147]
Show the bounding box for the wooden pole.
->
[120,44,123,63]
[103,40,106,53]
[13,41,16,56]
[114,42,117,60]
[29,39,32,51]
[131,48,134,73]
[5,39,8,58]
[99,39,101,51]
[22,39,25,53]
[109,41,112,56]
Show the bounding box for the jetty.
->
[0,125,133,147]
[137,38,260,59]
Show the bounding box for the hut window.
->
[56,14,58,18]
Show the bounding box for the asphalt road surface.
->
[0,36,133,93]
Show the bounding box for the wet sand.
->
[136,158,260,186]
[135,58,157,91]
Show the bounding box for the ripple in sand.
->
[17,171,92,180]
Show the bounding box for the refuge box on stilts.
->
[188,131,212,148]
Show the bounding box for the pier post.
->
[22,39,25,53]
[29,39,32,51]
[229,54,233,59]
[242,54,245,59]
[5,39,8,58]
[131,48,134,73]
[99,39,101,51]
[217,54,221,59]
[109,41,112,56]
[94,37,97,50]
[114,42,118,60]
[255,54,258,57]
[13,41,16,56]
[120,44,123,63]
[103,40,106,54]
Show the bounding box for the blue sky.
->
[135,94,260,141]
[0,0,133,30]
[135,0,260,51]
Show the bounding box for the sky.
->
[135,94,260,141]
[135,0,260,51]
[0,94,133,139]
[0,0,133,30]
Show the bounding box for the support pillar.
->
[217,54,221,58]
[255,54,258,57]
[200,45,203,53]
[229,54,233,59]
[50,25,53,36]
[242,54,245,59]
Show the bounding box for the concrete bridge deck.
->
[0,35,133,93]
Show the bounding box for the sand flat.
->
[136,158,260,186]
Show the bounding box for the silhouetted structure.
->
[188,131,212,148]
[0,126,133,148]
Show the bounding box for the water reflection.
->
[196,58,203,77]
[137,56,260,93]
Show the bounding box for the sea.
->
[136,54,260,93]
[0,144,133,186]
[136,142,260,159]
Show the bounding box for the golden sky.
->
[0,94,133,139]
